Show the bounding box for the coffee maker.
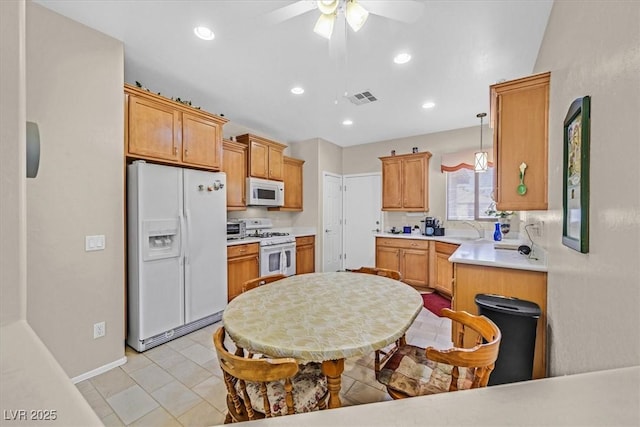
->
[424,217,437,236]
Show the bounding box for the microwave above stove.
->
[226,220,246,240]
[246,177,284,207]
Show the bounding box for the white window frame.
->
[445,166,495,221]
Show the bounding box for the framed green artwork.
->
[562,96,590,253]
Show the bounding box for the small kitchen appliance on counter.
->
[424,217,437,236]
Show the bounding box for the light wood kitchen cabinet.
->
[453,263,547,379]
[270,156,304,212]
[222,140,247,210]
[491,72,550,211]
[236,134,286,181]
[295,235,315,274]
[380,152,432,211]
[227,243,260,302]
[376,237,430,290]
[125,84,227,170]
[431,241,459,297]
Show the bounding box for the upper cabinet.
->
[222,139,247,211]
[380,151,432,211]
[491,72,550,211]
[236,134,286,181]
[269,156,304,212]
[125,84,227,170]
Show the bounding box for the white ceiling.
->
[34,0,553,147]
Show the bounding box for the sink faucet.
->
[462,221,484,239]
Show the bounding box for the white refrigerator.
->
[127,161,227,351]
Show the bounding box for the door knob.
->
[325,229,331,232]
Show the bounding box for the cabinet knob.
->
[173,147,178,155]
[184,149,189,156]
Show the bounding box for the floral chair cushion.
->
[236,362,327,416]
[377,345,474,396]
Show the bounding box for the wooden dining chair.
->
[377,308,502,399]
[346,266,402,281]
[345,266,403,374]
[241,273,286,293]
[213,327,328,423]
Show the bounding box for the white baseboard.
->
[71,356,127,384]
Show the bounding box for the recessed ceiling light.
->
[393,53,412,64]
[291,87,304,95]
[342,119,353,126]
[422,102,436,109]
[194,26,215,41]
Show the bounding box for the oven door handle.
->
[279,248,286,275]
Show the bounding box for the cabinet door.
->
[227,254,260,302]
[283,157,303,210]
[182,112,222,169]
[401,248,429,286]
[376,246,401,272]
[296,237,315,274]
[268,145,284,181]
[492,72,549,211]
[402,156,428,210]
[381,158,403,209]
[249,140,269,178]
[128,95,181,161]
[222,141,247,210]
[434,252,454,296]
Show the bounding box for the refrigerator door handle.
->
[179,210,186,264]
[184,208,191,263]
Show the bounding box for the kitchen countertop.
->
[375,232,547,273]
[231,366,640,427]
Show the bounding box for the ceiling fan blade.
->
[263,1,318,25]
[358,0,425,23]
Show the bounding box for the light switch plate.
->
[85,235,106,251]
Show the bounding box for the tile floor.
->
[76,306,452,426]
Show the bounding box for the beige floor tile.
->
[77,381,115,418]
[129,363,175,393]
[121,349,154,374]
[106,384,159,425]
[145,346,188,370]
[179,342,217,366]
[165,334,197,351]
[200,358,224,377]
[191,375,228,413]
[152,380,203,418]
[101,412,125,427]
[91,367,136,399]
[178,400,226,427]
[344,380,391,405]
[343,360,378,384]
[165,358,213,388]
[129,407,181,427]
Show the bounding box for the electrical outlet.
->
[93,321,105,339]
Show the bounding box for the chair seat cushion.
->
[237,362,327,416]
[377,345,474,397]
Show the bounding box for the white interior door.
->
[343,173,382,270]
[322,173,343,272]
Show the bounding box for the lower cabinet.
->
[432,242,459,297]
[376,237,430,289]
[227,243,259,302]
[452,263,547,379]
[296,235,315,274]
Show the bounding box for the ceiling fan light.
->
[314,13,335,39]
[346,0,369,32]
[317,0,338,15]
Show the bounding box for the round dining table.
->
[222,271,423,409]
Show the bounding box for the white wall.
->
[25,2,125,378]
[528,0,640,374]
[0,0,26,326]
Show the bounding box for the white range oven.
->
[241,218,296,277]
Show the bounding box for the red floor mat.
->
[422,292,451,317]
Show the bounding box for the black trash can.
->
[475,294,541,386]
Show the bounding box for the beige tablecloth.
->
[223,271,423,362]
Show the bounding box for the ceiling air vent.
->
[346,91,378,106]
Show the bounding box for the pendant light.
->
[475,112,488,173]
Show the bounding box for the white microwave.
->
[246,177,284,207]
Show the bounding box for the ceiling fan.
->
[265,0,425,40]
